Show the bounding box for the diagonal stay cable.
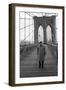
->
[20,23,34,30]
[25,12,33,17]
[23,30,34,41]
[20,12,44,30]
[26,12,43,26]
[26,12,45,26]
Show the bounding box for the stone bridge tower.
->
[33,16,56,45]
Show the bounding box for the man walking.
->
[37,42,46,69]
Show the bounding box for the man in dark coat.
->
[37,42,46,69]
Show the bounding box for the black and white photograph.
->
[9,3,64,86]
[20,11,58,78]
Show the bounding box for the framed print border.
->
[9,3,64,86]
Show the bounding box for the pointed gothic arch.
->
[46,25,52,43]
[38,25,44,43]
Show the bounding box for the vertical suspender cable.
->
[24,12,26,44]
[29,12,30,44]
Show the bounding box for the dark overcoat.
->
[37,45,45,61]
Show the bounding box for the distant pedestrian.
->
[37,42,46,69]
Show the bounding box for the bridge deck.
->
[20,44,58,78]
